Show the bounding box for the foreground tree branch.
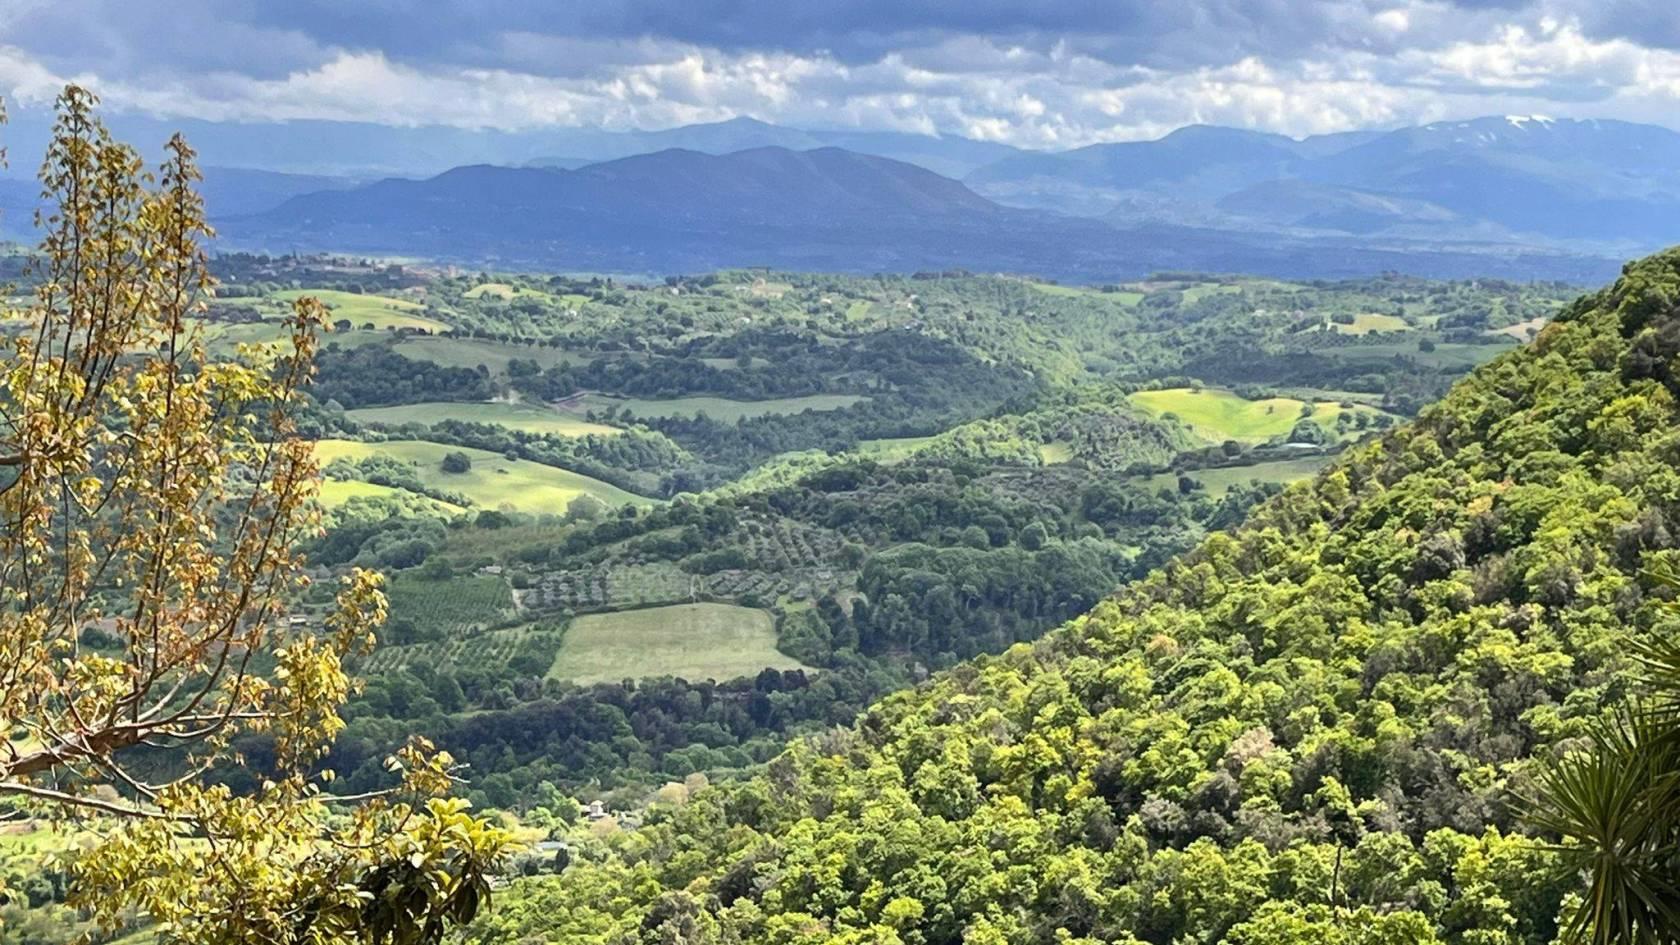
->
[0,86,512,945]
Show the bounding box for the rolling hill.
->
[462,248,1680,943]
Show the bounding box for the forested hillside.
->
[464,250,1680,943]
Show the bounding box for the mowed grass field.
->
[347,401,621,437]
[273,289,451,332]
[1129,387,1388,444]
[570,392,867,421]
[547,602,809,684]
[314,439,651,513]
[1328,312,1409,335]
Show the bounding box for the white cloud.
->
[2,6,1679,147]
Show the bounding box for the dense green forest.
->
[448,251,1680,943]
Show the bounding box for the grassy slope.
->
[314,439,650,513]
[1129,387,1387,443]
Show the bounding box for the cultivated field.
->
[348,401,621,437]
[361,625,563,675]
[387,573,514,639]
[314,439,651,513]
[545,602,808,684]
[525,562,693,613]
[1128,388,1387,444]
[568,392,867,421]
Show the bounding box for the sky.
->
[1,0,1678,147]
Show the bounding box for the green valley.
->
[453,247,1680,945]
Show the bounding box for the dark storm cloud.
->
[4,0,1531,75]
[1572,0,1680,49]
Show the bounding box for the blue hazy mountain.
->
[219,145,1618,283]
[965,116,1680,252]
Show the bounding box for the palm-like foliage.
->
[1531,563,1680,944]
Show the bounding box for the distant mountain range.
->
[967,117,1680,252]
[4,110,1677,281]
[218,144,1621,283]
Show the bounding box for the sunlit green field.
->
[314,439,651,513]
[347,401,621,437]
[1129,387,1389,444]
[570,392,867,421]
[546,603,809,684]
[1328,312,1409,335]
